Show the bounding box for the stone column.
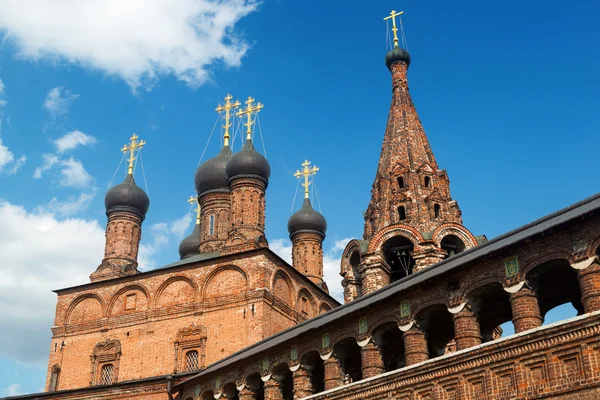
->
[577,262,600,313]
[293,365,314,398]
[263,376,284,400]
[323,353,343,390]
[509,285,542,333]
[238,387,258,400]
[452,306,482,350]
[361,340,384,378]
[403,324,428,366]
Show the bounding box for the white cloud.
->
[0,138,26,175]
[0,78,6,107]
[33,153,59,179]
[43,86,79,117]
[138,213,193,270]
[58,157,93,188]
[0,201,104,364]
[3,384,23,396]
[0,0,260,88]
[270,238,351,303]
[54,130,96,153]
[34,154,93,188]
[43,192,96,217]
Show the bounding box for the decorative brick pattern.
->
[291,231,324,286]
[90,211,142,282]
[403,324,429,366]
[198,191,231,252]
[452,307,482,350]
[323,353,343,390]
[292,366,313,398]
[578,262,600,312]
[43,249,337,393]
[360,341,384,378]
[227,177,267,247]
[510,285,543,333]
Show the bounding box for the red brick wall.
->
[45,250,336,392]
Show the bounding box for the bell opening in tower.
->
[382,236,415,282]
[440,235,466,259]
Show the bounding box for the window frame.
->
[209,215,215,235]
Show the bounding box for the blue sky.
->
[0,0,598,396]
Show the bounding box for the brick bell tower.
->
[288,160,327,289]
[341,12,481,301]
[91,134,149,282]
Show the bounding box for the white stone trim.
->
[503,281,525,293]
[572,256,596,270]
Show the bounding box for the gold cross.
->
[216,94,241,147]
[188,196,201,225]
[121,133,146,175]
[236,96,264,141]
[384,9,404,48]
[294,160,319,199]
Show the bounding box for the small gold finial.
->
[216,94,241,147]
[236,96,264,141]
[384,9,404,48]
[188,196,201,225]
[294,160,319,199]
[121,133,146,176]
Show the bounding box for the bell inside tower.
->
[383,236,415,282]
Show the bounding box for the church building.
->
[6,10,600,400]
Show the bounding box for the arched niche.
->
[203,265,248,300]
[272,270,292,305]
[319,303,332,315]
[156,277,197,308]
[297,289,316,319]
[66,295,104,325]
[108,285,149,316]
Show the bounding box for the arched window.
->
[398,206,406,221]
[424,176,431,188]
[49,365,60,392]
[100,364,114,385]
[91,339,121,386]
[397,176,405,189]
[174,325,207,373]
[434,204,441,218]
[185,350,199,372]
[209,215,215,235]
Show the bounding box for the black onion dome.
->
[178,224,200,259]
[287,198,327,237]
[385,46,411,70]
[105,174,150,217]
[194,146,232,196]
[225,139,270,184]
